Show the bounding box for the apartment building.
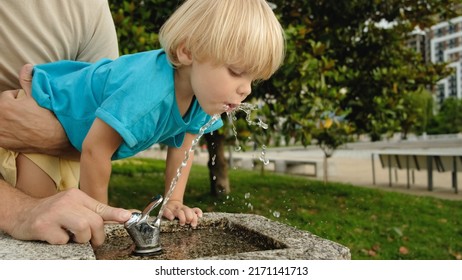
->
[427,16,462,104]
[406,14,462,105]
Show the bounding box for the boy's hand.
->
[162,200,203,228]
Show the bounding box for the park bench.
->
[372,151,462,193]
[229,154,323,178]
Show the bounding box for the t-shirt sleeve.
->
[95,88,165,149]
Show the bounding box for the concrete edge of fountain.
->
[193,212,351,260]
[0,230,95,260]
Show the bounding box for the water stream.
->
[155,102,269,221]
[155,113,221,221]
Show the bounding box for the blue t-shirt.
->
[31,49,223,159]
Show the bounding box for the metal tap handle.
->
[138,194,163,224]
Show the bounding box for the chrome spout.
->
[124,195,163,256]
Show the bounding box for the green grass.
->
[109,158,462,260]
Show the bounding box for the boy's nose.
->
[238,83,251,99]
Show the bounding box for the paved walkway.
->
[265,138,462,201]
[319,149,462,201]
[137,137,462,201]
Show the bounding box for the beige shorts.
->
[0,89,80,190]
[0,149,80,191]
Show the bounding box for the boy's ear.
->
[176,42,193,65]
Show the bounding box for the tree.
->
[252,22,356,183]
[427,98,462,134]
[399,88,434,139]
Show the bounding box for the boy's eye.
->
[228,67,243,77]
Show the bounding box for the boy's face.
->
[189,60,253,116]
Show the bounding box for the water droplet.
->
[259,121,269,130]
[212,176,216,180]
[244,193,251,199]
[273,211,280,218]
[211,154,216,166]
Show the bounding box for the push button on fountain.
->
[124,195,164,256]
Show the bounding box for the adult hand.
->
[7,188,132,247]
[0,64,78,159]
[162,200,203,228]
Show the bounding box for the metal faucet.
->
[124,195,163,256]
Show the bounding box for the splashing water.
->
[227,113,242,152]
[226,102,269,165]
[236,103,269,130]
[211,154,217,166]
[156,102,268,221]
[259,145,269,165]
[272,211,281,218]
[156,114,221,221]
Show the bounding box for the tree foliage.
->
[257,0,460,142]
[427,98,462,134]
[110,0,180,55]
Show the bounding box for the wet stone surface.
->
[94,212,351,260]
[95,226,275,260]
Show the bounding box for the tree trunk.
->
[204,131,230,196]
[320,146,333,184]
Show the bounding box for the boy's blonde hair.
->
[159,0,285,80]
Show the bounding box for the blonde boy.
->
[0,0,285,226]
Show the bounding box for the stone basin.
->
[95,212,350,260]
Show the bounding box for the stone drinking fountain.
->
[93,194,351,260]
[0,203,350,260]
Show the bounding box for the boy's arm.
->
[163,133,203,227]
[79,118,122,204]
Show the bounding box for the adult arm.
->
[0,181,131,247]
[162,133,203,227]
[0,65,79,159]
[79,118,123,204]
[0,1,118,159]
